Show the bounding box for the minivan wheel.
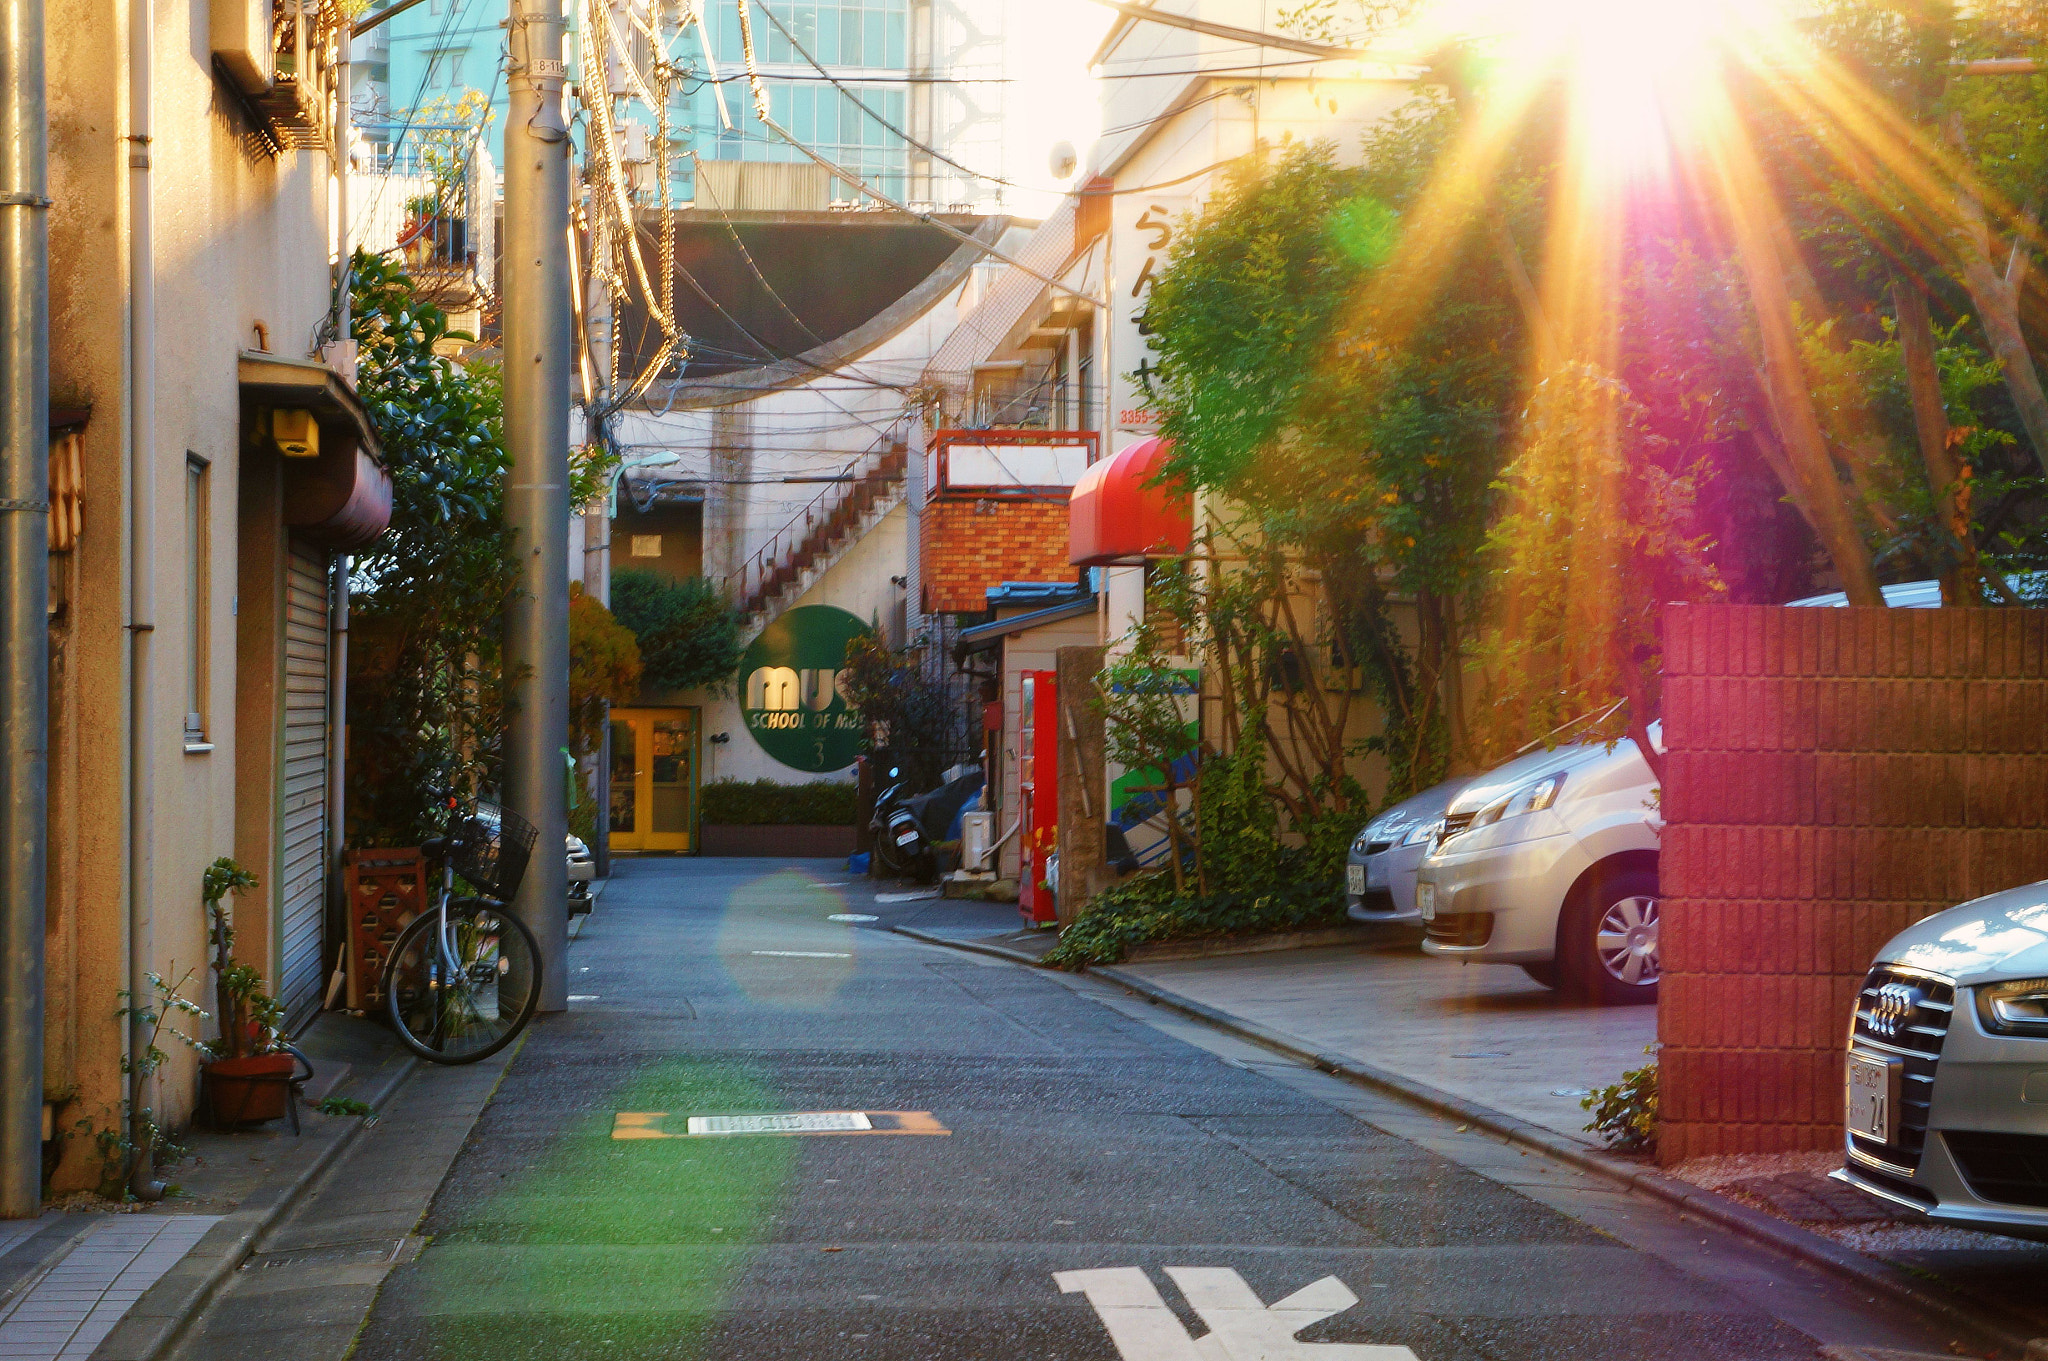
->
[1560,867,1659,1006]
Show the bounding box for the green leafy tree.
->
[1146,110,1543,797]
[1475,365,1723,779]
[608,570,745,693]
[346,251,517,847]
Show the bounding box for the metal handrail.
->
[723,442,904,612]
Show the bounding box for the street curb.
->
[1120,924,1381,964]
[1086,964,2044,1359]
[88,1052,421,1361]
[889,924,1048,966]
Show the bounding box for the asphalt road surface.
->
[347,859,1977,1361]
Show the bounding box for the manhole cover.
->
[688,1112,873,1136]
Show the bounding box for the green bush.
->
[698,779,857,826]
[1042,865,1343,969]
[1581,1046,1659,1154]
[610,570,744,693]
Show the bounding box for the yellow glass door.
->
[608,708,699,851]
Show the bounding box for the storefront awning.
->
[1067,436,1191,567]
[239,352,391,549]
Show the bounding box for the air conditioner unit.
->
[961,812,996,872]
[212,0,275,94]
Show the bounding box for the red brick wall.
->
[920,497,1075,612]
[1659,605,2048,1163]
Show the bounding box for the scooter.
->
[870,769,933,881]
[870,767,986,883]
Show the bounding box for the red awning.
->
[1067,436,1192,566]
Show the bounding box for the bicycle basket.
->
[449,803,538,901]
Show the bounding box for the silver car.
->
[1416,729,1662,1004]
[1835,888,2048,1239]
[1346,779,1464,923]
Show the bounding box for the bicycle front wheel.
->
[384,901,544,1064]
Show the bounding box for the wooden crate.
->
[343,847,427,1010]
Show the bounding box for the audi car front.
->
[1835,887,2048,1239]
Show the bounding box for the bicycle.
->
[384,802,545,1064]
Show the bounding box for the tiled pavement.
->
[0,1216,220,1360]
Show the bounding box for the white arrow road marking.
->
[1057,1267,1419,1361]
[1056,1268,1206,1361]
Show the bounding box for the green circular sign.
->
[737,605,871,772]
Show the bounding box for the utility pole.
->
[502,0,571,1011]
[582,223,613,879]
[0,0,49,1218]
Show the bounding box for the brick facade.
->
[1659,605,2048,1163]
[919,497,1075,612]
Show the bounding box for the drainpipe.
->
[126,0,163,1201]
[0,0,50,1219]
[326,555,346,966]
[329,10,352,969]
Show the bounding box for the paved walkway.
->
[0,1216,219,1361]
[1113,939,1658,1145]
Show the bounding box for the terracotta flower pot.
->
[204,1052,297,1126]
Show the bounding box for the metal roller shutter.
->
[279,540,330,1027]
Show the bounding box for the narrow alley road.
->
[345,860,1974,1361]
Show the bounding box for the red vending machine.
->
[1019,669,1059,925]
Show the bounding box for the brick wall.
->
[1659,605,2048,1163]
[920,497,1075,612]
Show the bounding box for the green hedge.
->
[698,778,857,826]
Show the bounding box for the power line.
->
[729,0,1102,308]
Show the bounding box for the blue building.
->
[355,0,1006,210]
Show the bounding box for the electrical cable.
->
[729,0,1102,307]
[751,0,1025,191]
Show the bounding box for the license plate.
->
[895,830,919,846]
[1846,1051,1899,1144]
[1416,882,1436,921]
[1347,864,1365,896]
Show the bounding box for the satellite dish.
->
[1048,140,1077,180]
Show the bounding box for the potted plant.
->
[199,858,301,1126]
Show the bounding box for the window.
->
[184,455,210,745]
[426,46,467,91]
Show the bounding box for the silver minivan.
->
[1345,779,1464,924]
[1415,730,1662,1004]
[1835,889,2048,1239]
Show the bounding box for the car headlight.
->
[1402,818,1441,846]
[1977,977,2048,1036]
[1469,771,1567,833]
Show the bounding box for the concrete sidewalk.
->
[1107,934,1657,1145]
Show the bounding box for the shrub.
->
[609,570,743,693]
[1581,1046,1659,1154]
[1042,867,1343,969]
[698,779,857,826]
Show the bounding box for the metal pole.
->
[0,0,49,1219]
[328,16,352,990]
[125,0,162,1204]
[502,0,570,1011]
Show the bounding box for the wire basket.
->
[450,803,538,902]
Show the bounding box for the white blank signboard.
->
[945,442,1091,489]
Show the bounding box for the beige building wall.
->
[43,0,340,1188]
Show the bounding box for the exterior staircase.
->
[727,443,907,640]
